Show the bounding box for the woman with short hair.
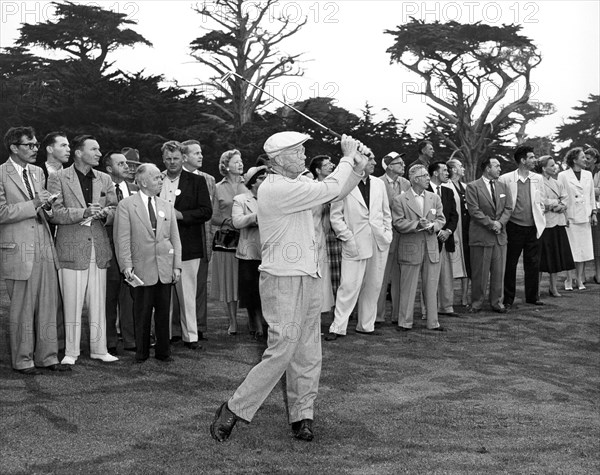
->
[211,149,247,334]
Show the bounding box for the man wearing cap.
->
[325,155,392,339]
[210,131,369,443]
[160,141,212,350]
[377,152,410,323]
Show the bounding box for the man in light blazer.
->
[0,126,68,374]
[114,164,182,363]
[376,151,411,323]
[466,158,514,313]
[326,155,393,339]
[393,164,446,331]
[499,145,546,307]
[48,135,118,365]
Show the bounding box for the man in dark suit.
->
[103,151,139,354]
[0,126,69,374]
[466,158,514,313]
[160,141,212,350]
[48,135,119,365]
[36,131,71,186]
[428,161,459,317]
[114,164,182,363]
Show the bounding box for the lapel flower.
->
[175,189,181,196]
[158,210,165,218]
[430,208,436,215]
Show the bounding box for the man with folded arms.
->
[0,126,69,374]
[48,135,118,365]
[114,164,182,363]
[466,158,513,313]
[210,132,369,443]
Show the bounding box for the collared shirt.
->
[45,162,63,175]
[411,186,425,215]
[160,173,180,205]
[8,158,33,192]
[74,166,95,205]
[482,176,496,203]
[138,190,157,222]
[358,175,370,209]
[430,182,443,196]
[113,180,131,202]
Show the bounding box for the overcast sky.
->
[1,1,598,141]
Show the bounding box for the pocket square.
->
[500,194,506,198]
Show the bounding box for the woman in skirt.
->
[536,156,574,296]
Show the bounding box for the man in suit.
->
[48,135,119,365]
[210,132,369,443]
[103,151,138,354]
[114,164,182,363]
[407,140,435,175]
[377,151,411,323]
[427,161,459,317]
[160,141,212,350]
[466,158,514,313]
[182,139,215,341]
[499,145,546,307]
[0,126,69,374]
[392,164,446,331]
[326,155,392,340]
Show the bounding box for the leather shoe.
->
[16,367,41,375]
[492,306,507,314]
[439,311,460,317]
[355,329,378,336]
[324,332,342,341]
[291,419,314,441]
[183,341,201,350]
[42,364,72,372]
[170,336,182,343]
[526,300,544,306]
[210,402,239,442]
[396,326,412,332]
[429,326,446,332]
[91,353,119,363]
[155,355,173,362]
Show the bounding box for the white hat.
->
[263,131,311,158]
[243,165,268,185]
[381,151,406,170]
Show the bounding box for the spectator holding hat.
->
[232,165,268,339]
[210,131,370,443]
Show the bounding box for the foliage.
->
[386,19,542,180]
[556,94,600,152]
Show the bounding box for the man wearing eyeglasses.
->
[377,151,411,324]
[0,126,69,374]
[392,164,446,331]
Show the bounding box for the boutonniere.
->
[430,208,436,215]
[175,189,181,196]
[158,210,165,218]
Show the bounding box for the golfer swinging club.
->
[210,131,370,442]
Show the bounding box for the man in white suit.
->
[393,164,446,331]
[499,145,545,307]
[326,155,392,339]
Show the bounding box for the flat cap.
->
[264,131,311,158]
[382,151,406,170]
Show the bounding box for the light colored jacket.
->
[330,175,392,260]
[232,191,261,261]
[499,170,546,238]
[114,192,182,285]
[558,168,596,224]
[540,175,568,228]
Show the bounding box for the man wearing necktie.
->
[427,161,459,317]
[114,164,182,363]
[103,151,139,354]
[465,158,513,313]
[0,126,69,374]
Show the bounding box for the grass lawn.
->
[1,272,599,474]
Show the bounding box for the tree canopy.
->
[556,94,600,152]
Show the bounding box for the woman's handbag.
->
[212,226,240,252]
